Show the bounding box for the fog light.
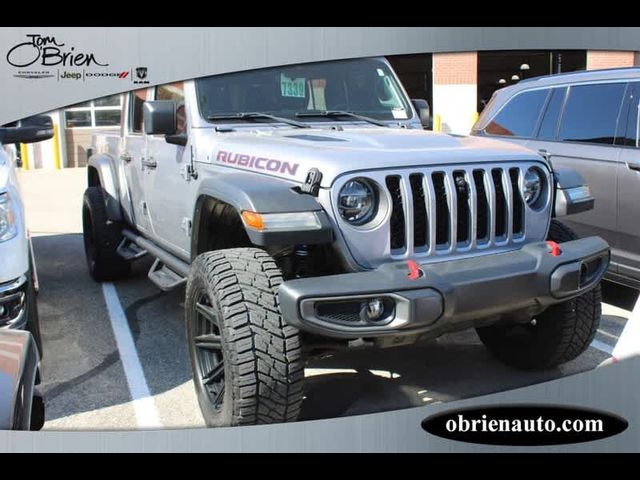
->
[0,305,5,317]
[365,298,385,321]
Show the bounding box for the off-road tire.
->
[476,220,601,370]
[82,187,130,281]
[185,248,304,426]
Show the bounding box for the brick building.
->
[389,49,639,136]
[18,49,640,169]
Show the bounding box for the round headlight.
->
[338,179,376,225]
[523,168,543,206]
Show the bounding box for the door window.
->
[558,83,626,145]
[485,89,548,138]
[536,87,567,141]
[129,89,148,133]
[617,82,639,148]
[155,82,186,134]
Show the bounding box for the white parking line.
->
[591,339,614,356]
[102,282,162,429]
[612,294,640,361]
[597,329,619,341]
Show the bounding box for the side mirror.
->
[165,134,188,146]
[0,115,54,144]
[143,100,177,135]
[411,99,431,129]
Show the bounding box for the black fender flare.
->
[192,172,333,253]
[87,153,123,222]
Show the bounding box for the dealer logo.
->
[134,67,149,84]
[86,71,130,79]
[7,33,109,80]
[7,34,145,83]
[60,71,82,80]
[12,70,55,80]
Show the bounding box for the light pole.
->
[520,63,530,79]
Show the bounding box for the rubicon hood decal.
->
[216,150,300,176]
[195,127,545,187]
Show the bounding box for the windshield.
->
[196,58,412,123]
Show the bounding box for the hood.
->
[195,126,543,187]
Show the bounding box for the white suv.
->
[0,115,54,354]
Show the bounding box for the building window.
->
[64,94,123,128]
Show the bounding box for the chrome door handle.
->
[120,152,132,163]
[141,157,157,169]
[627,162,640,172]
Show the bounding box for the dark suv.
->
[473,67,640,289]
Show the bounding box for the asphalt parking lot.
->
[18,168,639,430]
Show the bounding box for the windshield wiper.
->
[295,110,388,127]
[207,112,310,129]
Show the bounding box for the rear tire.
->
[185,248,304,426]
[476,220,601,370]
[82,187,130,282]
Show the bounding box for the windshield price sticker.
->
[392,108,408,119]
[280,74,306,98]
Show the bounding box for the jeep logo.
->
[60,71,81,80]
[216,150,299,176]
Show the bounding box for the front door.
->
[122,88,152,235]
[143,82,193,258]
[528,82,627,253]
[616,82,640,282]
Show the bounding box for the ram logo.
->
[135,67,147,80]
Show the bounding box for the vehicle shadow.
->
[299,331,609,420]
[33,233,133,421]
[602,281,638,312]
[300,279,635,420]
[33,233,193,424]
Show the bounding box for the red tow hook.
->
[546,240,562,257]
[407,260,423,280]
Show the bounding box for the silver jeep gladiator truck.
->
[83,57,609,427]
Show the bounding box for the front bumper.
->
[0,276,28,330]
[278,237,610,340]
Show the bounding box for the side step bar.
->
[116,237,148,261]
[121,229,190,291]
[148,258,187,291]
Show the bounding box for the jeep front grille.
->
[329,162,552,269]
[386,166,527,254]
